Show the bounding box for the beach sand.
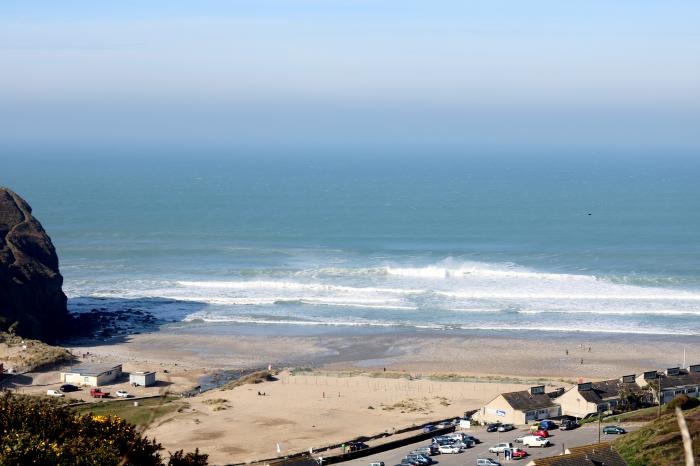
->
[43,324,697,464]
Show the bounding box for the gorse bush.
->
[666,393,700,411]
[0,392,207,466]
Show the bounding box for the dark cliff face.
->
[0,187,71,342]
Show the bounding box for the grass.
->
[73,396,186,427]
[218,370,277,390]
[613,405,700,466]
[291,368,567,386]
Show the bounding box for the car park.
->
[46,389,64,397]
[497,424,514,432]
[437,444,462,454]
[476,459,501,466]
[488,442,513,454]
[59,384,79,392]
[603,425,626,435]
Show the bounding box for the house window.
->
[675,389,685,395]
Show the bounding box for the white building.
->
[60,363,122,387]
[129,371,156,387]
[474,385,562,425]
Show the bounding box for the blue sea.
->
[4,152,700,336]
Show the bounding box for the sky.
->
[1,1,699,153]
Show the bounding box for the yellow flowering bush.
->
[0,393,208,466]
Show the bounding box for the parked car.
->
[368,462,385,466]
[522,436,550,448]
[560,419,579,430]
[438,444,462,454]
[488,443,513,454]
[412,446,436,457]
[534,429,550,438]
[486,423,501,432]
[46,389,64,397]
[476,459,501,466]
[59,384,79,392]
[538,420,557,431]
[423,424,437,433]
[603,425,626,435]
[90,388,109,398]
[511,448,528,459]
[437,421,452,429]
[405,455,431,465]
[116,390,131,398]
[497,424,514,432]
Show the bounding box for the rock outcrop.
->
[0,187,71,342]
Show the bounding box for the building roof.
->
[658,371,700,390]
[578,379,640,405]
[501,390,557,412]
[528,443,627,466]
[62,363,122,377]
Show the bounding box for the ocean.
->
[4,152,700,336]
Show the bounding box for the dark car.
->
[423,424,437,433]
[560,419,579,430]
[497,424,514,432]
[486,423,501,432]
[59,384,79,392]
[603,425,626,435]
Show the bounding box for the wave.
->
[176,315,696,336]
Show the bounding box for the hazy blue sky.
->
[1,1,699,152]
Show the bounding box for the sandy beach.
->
[14,324,684,464]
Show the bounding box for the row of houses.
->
[474,364,700,425]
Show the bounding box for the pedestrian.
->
[588,346,591,352]
[565,349,569,355]
[580,358,584,365]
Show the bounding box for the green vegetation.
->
[0,392,208,465]
[614,403,700,466]
[73,396,186,427]
[218,370,277,390]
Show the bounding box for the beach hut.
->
[129,371,156,387]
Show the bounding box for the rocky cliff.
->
[0,187,71,342]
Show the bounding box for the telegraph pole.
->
[598,414,602,444]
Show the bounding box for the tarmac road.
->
[339,423,635,466]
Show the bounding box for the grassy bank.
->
[73,396,186,427]
[614,405,700,466]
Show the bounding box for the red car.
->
[534,429,549,438]
[511,448,528,459]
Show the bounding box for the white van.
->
[522,436,550,447]
[46,389,64,397]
